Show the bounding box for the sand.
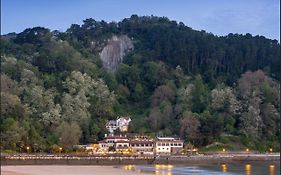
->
[1,165,148,175]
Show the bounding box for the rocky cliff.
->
[100,35,134,72]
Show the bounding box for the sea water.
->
[123,162,280,175]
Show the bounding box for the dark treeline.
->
[1,15,280,153]
[62,15,280,84]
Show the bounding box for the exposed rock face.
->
[100,35,134,72]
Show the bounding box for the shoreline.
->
[1,153,279,165]
[1,165,149,175]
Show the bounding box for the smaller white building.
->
[106,120,117,133]
[116,116,131,132]
[106,116,131,133]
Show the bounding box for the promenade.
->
[1,153,280,165]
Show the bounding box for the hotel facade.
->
[94,135,184,155]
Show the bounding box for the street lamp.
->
[269,148,273,153]
[246,148,249,152]
[59,147,62,153]
[26,146,30,153]
[222,148,226,152]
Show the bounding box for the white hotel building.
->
[154,137,184,154]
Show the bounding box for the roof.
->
[121,116,130,120]
[98,140,107,143]
[155,140,183,143]
[129,140,154,144]
[106,136,128,139]
[157,137,176,140]
[106,120,117,125]
[118,116,131,121]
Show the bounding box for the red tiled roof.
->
[129,140,153,144]
[106,136,127,139]
[98,140,107,143]
[120,116,130,120]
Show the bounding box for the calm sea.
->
[122,162,280,175]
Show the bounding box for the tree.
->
[237,70,280,139]
[192,75,208,113]
[175,84,194,116]
[240,97,263,138]
[55,122,82,150]
[210,86,240,114]
[148,101,172,132]
[151,85,175,107]
[89,79,115,118]
[199,111,223,145]
[179,111,200,144]
[1,118,26,150]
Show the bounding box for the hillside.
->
[1,15,280,152]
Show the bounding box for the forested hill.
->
[1,15,280,152]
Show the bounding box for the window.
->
[157,143,161,146]
[178,143,182,146]
[167,148,169,150]
[162,143,165,146]
[158,148,160,150]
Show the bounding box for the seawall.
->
[1,153,279,165]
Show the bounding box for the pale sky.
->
[1,0,280,41]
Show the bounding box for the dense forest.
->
[1,15,280,152]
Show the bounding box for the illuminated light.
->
[167,165,174,169]
[222,148,226,152]
[245,163,251,175]
[192,148,198,152]
[269,148,273,152]
[124,165,134,171]
[269,164,275,175]
[221,163,227,173]
[246,148,249,152]
[155,164,161,168]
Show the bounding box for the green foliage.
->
[1,15,280,152]
[192,75,208,113]
[199,142,231,152]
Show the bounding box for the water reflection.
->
[123,164,134,171]
[124,163,280,175]
[155,164,173,175]
[269,164,275,175]
[221,163,227,173]
[245,163,251,175]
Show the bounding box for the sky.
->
[1,0,280,40]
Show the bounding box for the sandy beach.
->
[1,165,148,175]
